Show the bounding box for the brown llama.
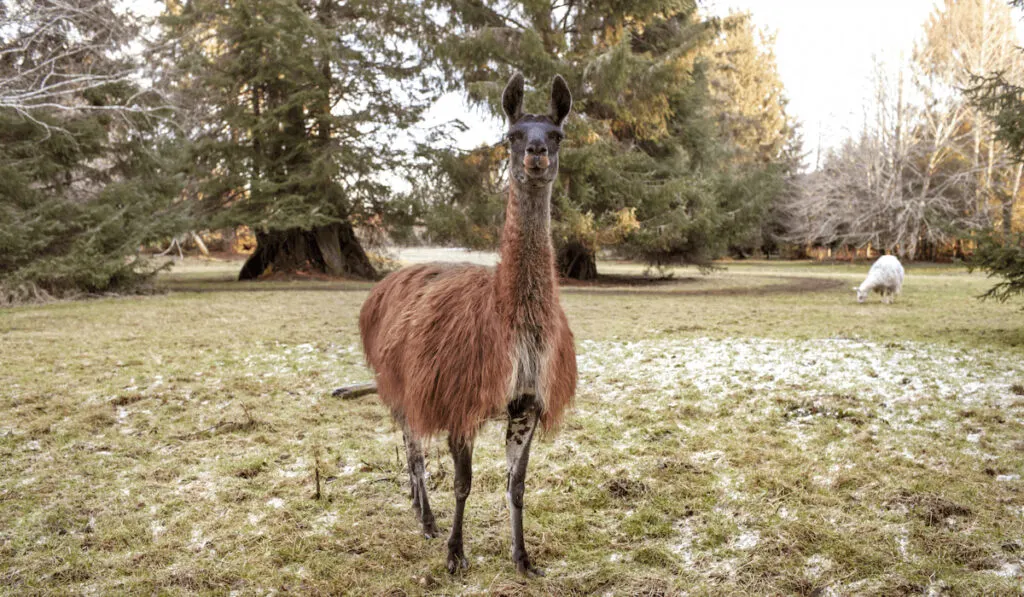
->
[356,73,576,576]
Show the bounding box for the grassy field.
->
[1,256,1023,595]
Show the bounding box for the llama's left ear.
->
[550,74,572,126]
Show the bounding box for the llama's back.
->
[359,263,514,440]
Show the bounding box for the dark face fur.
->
[502,73,572,187]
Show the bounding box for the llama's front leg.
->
[505,397,543,576]
[403,428,438,538]
[446,435,473,574]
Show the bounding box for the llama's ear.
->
[502,72,525,124]
[550,74,572,126]
[851,286,859,292]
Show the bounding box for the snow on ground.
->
[576,337,1021,408]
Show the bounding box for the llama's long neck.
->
[496,180,557,332]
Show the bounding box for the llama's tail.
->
[331,382,377,399]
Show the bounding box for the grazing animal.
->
[357,73,577,576]
[855,255,905,303]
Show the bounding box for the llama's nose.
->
[526,143,547,155]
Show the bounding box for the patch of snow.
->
[189,528,208,551]
[733,530,759,550]
[804,554,833,578]
[577,338,1022,408]
[313,512,337,535]
[989,561,1022,578]
[671,519,697,565]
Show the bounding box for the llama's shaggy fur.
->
[856,255,905,303]
[358,256,576,441]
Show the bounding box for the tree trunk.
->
[556,241,598,281]
[239,222,376,280]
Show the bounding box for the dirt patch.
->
[561,273,696,288]
[161,279,373,293]
[110,393,146,407]
[607,478,650,499]
[889,490,973,526]
[561,275,846,297]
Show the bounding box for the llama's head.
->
[502,73,572,187]
[854,285,868,302]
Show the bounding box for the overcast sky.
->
[705,0,948,168]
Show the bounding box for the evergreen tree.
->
[0,0,184,301]
[410,143,508,249]
[701,12,800,257]
[427,0,771,278]
[968,0,1024,300]
[162,0,436,280]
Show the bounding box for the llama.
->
[356,73,576,576]
[855,255,905,303]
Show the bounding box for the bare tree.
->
[916,0,1024,234]
[787,1,1024,259]
[0,0,158,132]
[787,59,986,259]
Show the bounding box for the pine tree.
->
[701,12,800,257]
[427,0,759,278]
[967,0,1024,301]
[162,0,436,280]
[0,0,184,301]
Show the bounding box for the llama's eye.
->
[507,131,524,143]
[548,131,564,143]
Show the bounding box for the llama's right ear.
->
[851,286,859,292]
[502,72,525,124]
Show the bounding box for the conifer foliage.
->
[162,0,436,280]
[425,0,796,278]
[969,0,1024,301]
[0,0,183,301]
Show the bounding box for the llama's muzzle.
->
[524,155,550,169]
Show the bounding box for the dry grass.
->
[1,257,1022,595]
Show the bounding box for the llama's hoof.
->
[422,521,439,539]
[514,554,545,577]
[446,550,469,574]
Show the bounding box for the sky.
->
[704,0,947,168]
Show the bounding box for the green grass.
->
[1,258,1022,595]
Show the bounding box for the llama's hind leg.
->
[402,428,438,538]
[505,395,543,577]
[446,435,473,574]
